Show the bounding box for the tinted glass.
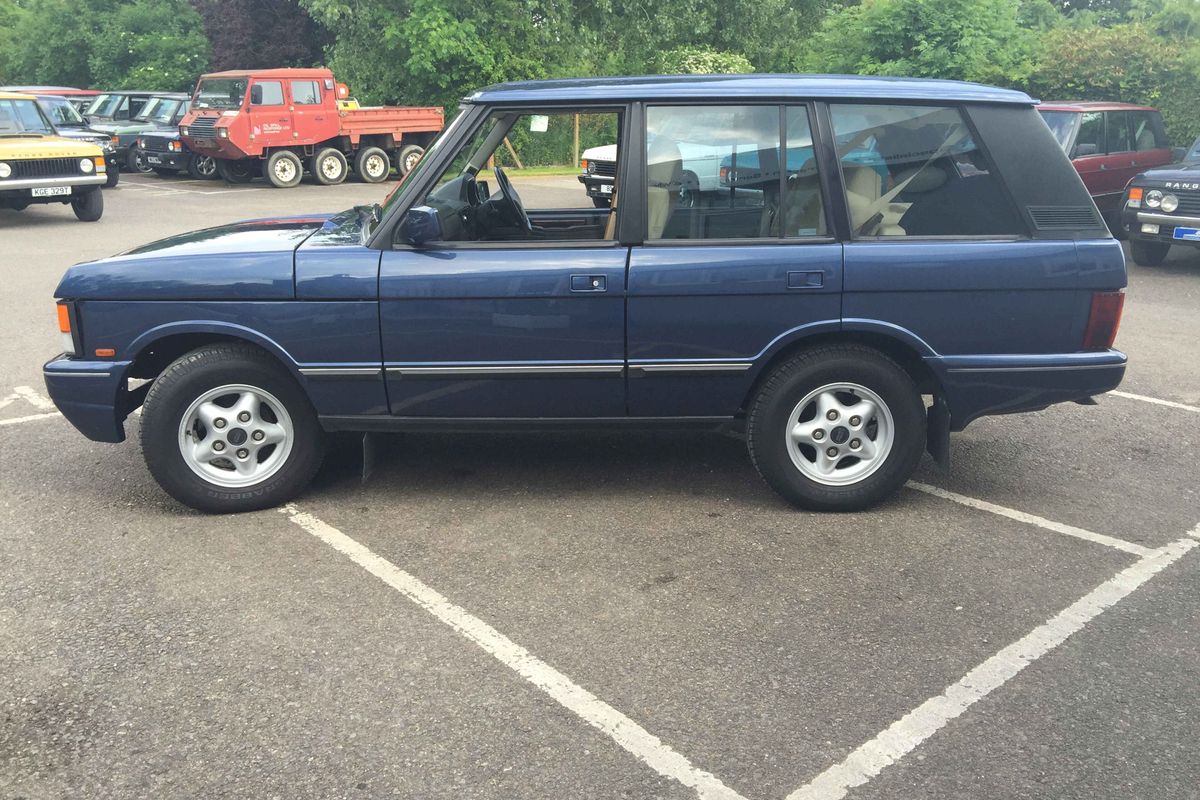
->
[1106,111,1132,153]
[292,80,320,105]
[253,81,284,106]
[1075,112,1104,157]
[1038,110,1077,150]
[830,103,1026,238]
[1129,110,1167,151]
[645,104,781,240]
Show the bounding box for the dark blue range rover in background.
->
[44,74,1127,513]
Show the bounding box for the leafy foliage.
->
[193,0,325,71]
[656,47,754,75]
[88,0,210,90]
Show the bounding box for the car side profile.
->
[44,75,1127,514]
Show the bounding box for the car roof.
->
[469,74,1035,105]
[94,90,172,97]
[200,68,333,80]
[0,85,97,95]
[1038,101,1159,112]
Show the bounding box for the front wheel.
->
[127,148,152,174]
[141,344,325,513]
[71,188,103,222]
[747,345,926,511]
[188,154,218,180]
[1130,239,1170,267]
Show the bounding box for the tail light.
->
[1082,291,1124,350]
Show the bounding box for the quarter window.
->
[292,80,321,105]
[1129,111,1167,151]
[829,103,1026,238]
[252,81,284,106]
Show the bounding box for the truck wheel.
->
[141,344,325,513]
[127,148,152,174]
[746,345,925,512]
[104,164,120,188]
[1130,239,1170,267]
[397,144,424,176]
[217,159,255,184]
[71,188,104,222]
[355,146,391,183]
[188,154,218,180]
[266,151,303,188]
[311,147,348,185]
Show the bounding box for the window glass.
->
[781,107,825,237]
[1038,110,1077,150]
[1106,111,1132,153]
[292,80,320,105]
[645,104,781,240]
[413,108,622,244]
[253,81,284,106]
[1075,111,1104,157]
[1129,110,1167,151]
[829,103,1026,238]
[40,97,84,127]
[0,99,54,134]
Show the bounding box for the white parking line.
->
[0,411,61,426]
[1109,390,1200,414]
[279,504,747,800]
[787,522,1199,800]
[907,482,1153,557]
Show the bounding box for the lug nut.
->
[212,441,225,452]
[252,430,265,442]
[213,418,227,429]
[826,410,838,421]
[849,415,861,426]
[236,448,249,459]
[237,411,252,423]
[826,446,839,457]
[813,429,825,441]
[850,438,861,449]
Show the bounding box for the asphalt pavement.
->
[1,171,1197,800]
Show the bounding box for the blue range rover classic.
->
[44,75,1127,513]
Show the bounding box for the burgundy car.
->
[1038,102,1172,227]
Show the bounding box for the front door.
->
[379,106,629,417]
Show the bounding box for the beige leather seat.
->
[646,136,683,239]
[842,164,884,230]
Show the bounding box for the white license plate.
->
[147,155,162,164]
[599,184,613,194]
[31,186,72,197]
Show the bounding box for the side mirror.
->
[250,85,263,105]
[399,206,442,246]
[1073,143,1099,157]
[1172,146,1187,162]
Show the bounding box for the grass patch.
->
[477,165,580,179]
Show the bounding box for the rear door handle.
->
[787,270,824,289]
[570,275,607,292]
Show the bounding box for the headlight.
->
[1145,189,1163,209]
[79,158,94,173]
[181,126,189,136]
[217,127,229,139]
[1161,193,1179,213]
[0,162,10,178]
[587,160,596,174]
[137,138,145,149]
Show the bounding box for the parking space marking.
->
[0,411,61,426]
[787,522,1200,800]
[1109,390,1200,414]
[279,503,747,800]
[907,482,1153,557]
[0,386,55,412]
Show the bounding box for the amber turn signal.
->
[56,303,71,333]
[94,348,115,358]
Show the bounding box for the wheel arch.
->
[126,323,299,383]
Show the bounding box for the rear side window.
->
[1075,112,1104,157]
[253,81,284,106]
[1130,111,1168,151]
[1106,111,1132,154]
[292,80,320,105]
[829,103,1026,238]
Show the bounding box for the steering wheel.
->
[492,166,532,232]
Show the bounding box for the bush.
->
[656,47,754,75]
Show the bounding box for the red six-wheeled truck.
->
[179,68,443,187]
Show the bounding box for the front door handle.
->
[787,270,824,289]
[570,275,607,292]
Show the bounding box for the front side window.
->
[194,79,248,110]
[252,81,284,106]
[407,108,622,244]
[1075,111,1105,157]
[830,103,1025,238]
[292,80,320,105]
[1106,111,1132,154]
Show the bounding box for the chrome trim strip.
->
[298,367,382,377]
[2,174,106,191]
[43,370,112,378]
[631,362,754,373]
[1137,211,1200,226]
[946,363,1125,373]
[387,364,625,377]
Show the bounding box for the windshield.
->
[0,98,55,136]
[86,94,124,118]
[193,78,248,110]
[1038,110,1077,150]
[376,106,470,224]
[40,96,85,127]
[135,97,183,124]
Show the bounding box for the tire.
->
[127,148,152,174]
[677,170,699,209]
[746,345,925,512]
[71,188,103,222]
[188,154,218,180]
[1130,238,1169,267]
[592,196,612,208]
[396,143,424,176]
[104,164,120,188]
[265,150,303,188]
[310,147,348,185]
[140,344,325,513]
[217,159,255,184]
[355,146,391,183]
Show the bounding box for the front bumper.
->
[142,150,190,170]
[43,356,136,443]
[1120,207,1200,246]
[0,174,106,192]
[578,174,615,199]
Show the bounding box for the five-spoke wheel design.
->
[785,382,894,486]
[178,384,294,488]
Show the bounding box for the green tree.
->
[89,0,210,90]
[5,0,97,87]
[655,47,754,75]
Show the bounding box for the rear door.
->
[1070,111,1114,208]
[1129,109,1172,172]
[289,79,327,143]
[247,79,292,147]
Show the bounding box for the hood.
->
[55,215,332,301]
[0,136,103,159]
[1133,161,1200,185]
[581,143,617,162]
[139,125,182,140]
[90,120,156,135]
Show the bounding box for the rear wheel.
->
[71,188,103,222]
[127,148,152,174]
[1130,238,1170,266]
[140,344,325,513]
[746,345,925,511]
[188,154,218,180]
[266,150,303,188]
[355,146,390,183]
[397,144,424,176]
[217,159,255,184]
[310,147,348,185]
